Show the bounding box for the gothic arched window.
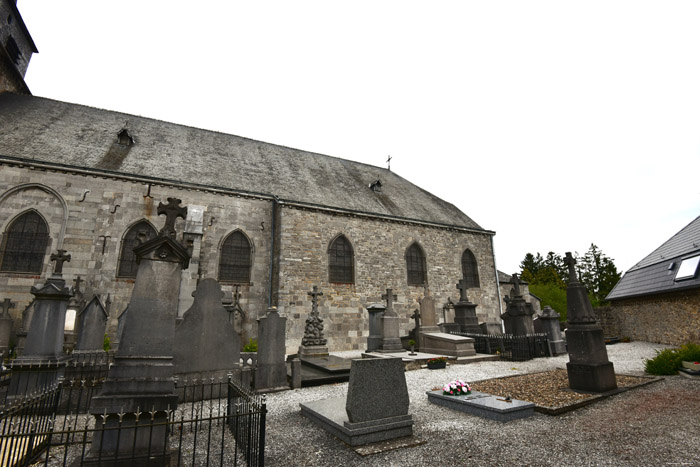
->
[406,243,427,285]
[329,235,354,284]
[0,211,50,273]
[117,221,157,278]
[461,249,480,288]
[219,231,252,283]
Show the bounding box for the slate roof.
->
[607,215,700,300]
[0,93,487,231]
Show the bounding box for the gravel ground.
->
[264,342,700,466]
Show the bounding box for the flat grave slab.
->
[301,354,352,373]
[426,390,535,422]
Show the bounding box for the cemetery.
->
[0,198,695,466]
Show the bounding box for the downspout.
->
[268,196,280,308]
[490,235,505,333]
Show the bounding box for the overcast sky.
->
[17,1,700,275]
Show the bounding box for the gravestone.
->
[534,306,567,355]
[298,286,328,357]
[255,307,288,392]
[0,298,14,355]
[564,253,617,392]
[173,278,241,381]
[300,357,413,446]
[377,288,403,352]
[500,274,536,335]
[417,287,441,349]
[365,304,385,351]
[454,279,482,333]
[87,198,190,463]
[75,295,108,352]
[8,250,73,397]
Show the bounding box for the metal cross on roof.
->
[50,249,71,275]
[386,155,392,171]
[564,252,578,283]
[0,298,14,318]
[157,197,187,238]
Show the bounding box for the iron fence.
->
[0,376,266,466]
[452,332,551,361]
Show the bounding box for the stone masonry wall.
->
[0,165,273,348]
[609,289,700,346]
[276,206,499,353]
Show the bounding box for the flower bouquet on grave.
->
[443,379,471,396]
[426,357,447,369]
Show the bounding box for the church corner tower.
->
[0,0,37,94]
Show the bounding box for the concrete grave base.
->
[300,397,414,446]
[420,332,476,357]
[426,390,535,422]
[567,361,617,393]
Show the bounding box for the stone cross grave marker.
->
[0,298,14,318]
[50,249,71,275]
[157,197,187,238]
[456,279,469,303]
[381,288,398,317]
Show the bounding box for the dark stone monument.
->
[87,198,190,462]
[8,250,73,397]
[454,279,482,334]
[300,357,413,446]
[75,295,108,352]
[416,287,441,349]
[0,298,15,355]
[365,304,385,352]
[255,307,288,392]
[564,252,617,392]
[500,274,535,335]
[377,288,403,352]
[438,298,461,334]
[534,306,567,355]
[173,278,241,381]
[298,286,328,357]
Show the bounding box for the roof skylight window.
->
[674,255,700,281]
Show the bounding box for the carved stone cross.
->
[157,197,187,238]
[410,309,421,329]
[0,298,14,318]
[511,273,521,296]
[564,252,578,283]
[73,275,83,293]
[456,279,469,302]
[308,286,323,313]
[50,249,71,275]
[382,288,398,316]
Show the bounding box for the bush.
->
[103,334,111,352]
[243,338,258,352]
[644,343,700,375]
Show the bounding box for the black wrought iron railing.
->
[452,332,551,361]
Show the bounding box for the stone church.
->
[0,0,501,353]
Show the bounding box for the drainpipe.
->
[490,235,505,333]
[268,196,280,308]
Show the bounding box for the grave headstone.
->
[300,357,414,446]
[377,288,403,352]
[365,304,385,351]
[75,295,108,352]
[500,274,536,335]
[534,306,567,355]
[0,298,15,355]
[255,307,288,392]
[173,278,241,381]
[417,287,441,349]
[564,252,617,392]
[298,286,329,357]
[454,279,482,334]
[87,198,190,463]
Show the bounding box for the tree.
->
[577,243,622,305]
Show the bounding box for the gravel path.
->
[264,342,699,466]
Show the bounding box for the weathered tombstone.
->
[417,287,441,349]
[534,306,567,355]
[453,279,482,333]
[255,307,288,392]
[173,278,241,381]
[0,298,15,355]
[298,286,328,357]
[365,304,385,351]
[500,274,536,335]
[87,198,190,463]
[74,295,108,352]
[300,357,413,446]
[377,288,403,352]
[564,253,617,392]
[8,250,73,397]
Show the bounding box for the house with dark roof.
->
[606,215,700,345]
[0,1,501,353]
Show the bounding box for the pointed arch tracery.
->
[0,210,50,273]
[461,248,480,288]
[328,234,354,284]
[405,242,427,285]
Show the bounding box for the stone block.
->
[346,358,409,423]
[421,332,476,357]
[426,390,535,422]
